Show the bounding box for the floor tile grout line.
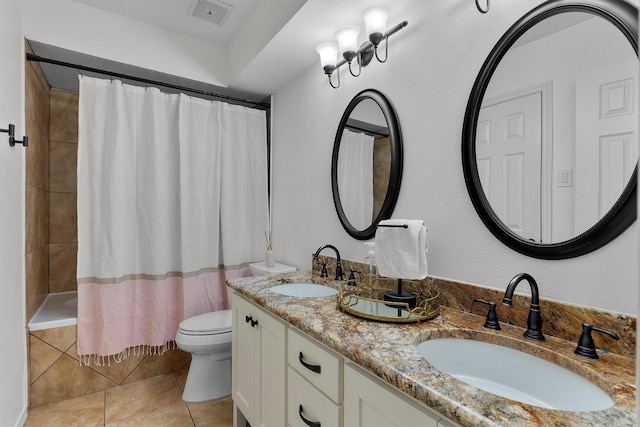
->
[118,351,152,385]
[173,372,197,426]
[30,352,120,410]
[28,334,66,388]
[24,388,234,426]
[105,372,187,425]
[103,389,107,426]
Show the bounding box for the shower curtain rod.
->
[26,53,271,110]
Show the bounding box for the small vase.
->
[266,249,275,267]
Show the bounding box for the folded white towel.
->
[375,219,428,280]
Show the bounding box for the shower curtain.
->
[76,76,268,363]
[337,129,374,230]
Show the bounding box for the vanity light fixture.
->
[316,6,408,89]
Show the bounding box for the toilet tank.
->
[249,261,296,277]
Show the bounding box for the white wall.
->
[270,0,639,315]
[0,0,28,424]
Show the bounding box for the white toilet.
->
[176,261,295,402]
[175,309,233,402]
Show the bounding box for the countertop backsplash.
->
[313,254,636,358]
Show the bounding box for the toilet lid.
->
[179,310,232,335]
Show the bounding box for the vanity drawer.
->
[288,327,343,403]
[288,367,343,427]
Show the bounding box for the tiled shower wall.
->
[48,89,78,295]
[25,42,51,322]
[25,42,79,324]
[372,136,391,218]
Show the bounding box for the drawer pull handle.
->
[244,315,258,327]
[299,404,321,427]
[299,352,321,374]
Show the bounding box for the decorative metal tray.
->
[338,277,440,323]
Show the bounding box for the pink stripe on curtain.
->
[77,267,249,359]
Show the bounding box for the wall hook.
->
[0,124,29,147]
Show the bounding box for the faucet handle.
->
[319,263,328,278]
[574,322,620,359]
[473,299,501,330]
[347,269,361,286]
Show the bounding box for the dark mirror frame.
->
[332,89,403,240]
[462,0,638,259]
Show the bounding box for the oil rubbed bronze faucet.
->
[502,273,544,340]
[313,244,343,281]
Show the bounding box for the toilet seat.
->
[178,309,232,336]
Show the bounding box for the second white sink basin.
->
[416,338,614,411]
[269,283,338,298]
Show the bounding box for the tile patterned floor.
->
[24,370,233,427]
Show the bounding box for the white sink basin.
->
[416,338,614,411]
[269,283,338,298]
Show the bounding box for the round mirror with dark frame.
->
[332,89,403,240]
[462,0,637,259]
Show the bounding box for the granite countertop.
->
[227,271,636,427]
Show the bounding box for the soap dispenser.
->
[364,242,377,286]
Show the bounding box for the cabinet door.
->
[344,363,441,427]
[232,294,257,426]
[256,304,286,427]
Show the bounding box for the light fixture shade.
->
[363,6,389,38]
[316,42,339,72]
[335,25,360,57]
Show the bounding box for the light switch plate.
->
[558,169,573,187]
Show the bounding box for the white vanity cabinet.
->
[231,291,460,427]
[231,293,286,427]
[287,327,343,427]
[344,363,459,427]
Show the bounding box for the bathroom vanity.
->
[228,272,636,427]
[231,290,453,427]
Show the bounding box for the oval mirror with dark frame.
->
[332,89,403,240]
[462,0,638,259]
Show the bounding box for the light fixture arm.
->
[328,68,341,89]
[374,36,389,63]
[348,56,362,77]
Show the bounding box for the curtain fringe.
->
[78,340,178,367]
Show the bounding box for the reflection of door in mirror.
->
[575,58,638,236]
[480,12,637,243]
[477,93,542,242]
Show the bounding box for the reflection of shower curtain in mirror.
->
[338,130,374,230]
[76,76,268,363]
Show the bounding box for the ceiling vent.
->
[190,0,233,26]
